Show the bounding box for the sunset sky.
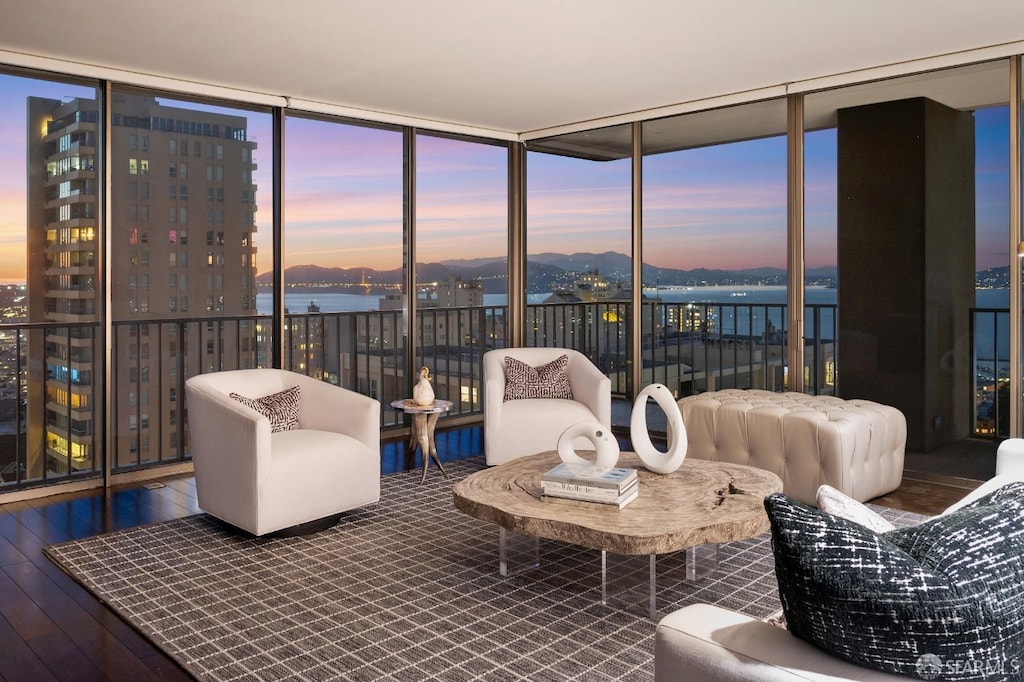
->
[0,75,1012,282]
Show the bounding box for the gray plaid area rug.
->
[44,458,925,682]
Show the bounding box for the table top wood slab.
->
[453,451,783,555]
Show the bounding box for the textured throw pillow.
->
[230,385,301,432]
[503,354,573,401]
[815,484,895,533]
[766,484,1024,680]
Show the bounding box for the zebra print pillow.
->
[503,354,573,401]
[766,484,1024,680]
[230,385,301,432]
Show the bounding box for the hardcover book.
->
[541,478,639,500]
[540,463,637,490]
[541,487,639,510]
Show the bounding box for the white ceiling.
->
[1,0,1024,138]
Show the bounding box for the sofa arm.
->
[185,382,270,527]
[484,378,505,429]
[656,605,906,681]
[567,358,611,427]
[294,375,380,451]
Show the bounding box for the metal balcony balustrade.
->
[972,306,1011,439]
[0,302,1010,494]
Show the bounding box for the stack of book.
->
[540,463,639,509]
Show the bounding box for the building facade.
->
[26,93,259,478]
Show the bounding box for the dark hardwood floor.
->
[0,477,199,681]
[0,431,988,682]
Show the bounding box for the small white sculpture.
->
[631,383,687,474]
[412,366,435,406]
[557,421,620,476]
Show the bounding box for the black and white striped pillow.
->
[503,354,573,401]
[230,385,301,432]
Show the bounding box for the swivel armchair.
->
[483,347,611,466]
[185,368,380,536]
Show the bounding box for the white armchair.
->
[483,347,611,466]
[185,368,380,536]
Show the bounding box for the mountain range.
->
[258,252,1008,293]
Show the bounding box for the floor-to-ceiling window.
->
[0,70,100,489]
[109,87,274,470]
[802,123,838,396]
[1,51,1022,497]
[525,124,633,424]
[414,133,508,415]
[641,99,789,397]
[282,115,404,422]
[974,101,1012,438]
[1018,55,1024,439]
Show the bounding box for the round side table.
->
[390,399,453,483]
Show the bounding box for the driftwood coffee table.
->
[452,451,782,618]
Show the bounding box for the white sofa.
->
[655,471,1021,681]
[185,369,381,536]
[483,347,611,466]
[677,389,906,505]
[655,603,907,681]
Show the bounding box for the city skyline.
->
[0,77,1013,282]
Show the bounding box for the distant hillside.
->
[259,256,1007,292]
[270,252,1024,291]
[978,265,1010,288]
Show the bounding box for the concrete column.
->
[837,97,975,452]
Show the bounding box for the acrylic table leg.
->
[649,554,657,620]
[600,551,658,620]
[499,527,540,577]
[685,543,720,581]
[601,550,608,605]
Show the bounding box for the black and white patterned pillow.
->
[503,354,573,401]
[766,484,1024,680]
[230,385,301,432]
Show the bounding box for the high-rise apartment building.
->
[26,93,259,478]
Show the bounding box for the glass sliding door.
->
[282,115,405,422]
[641,99,788,398]
[109,87,274,470]
[414,133,508,417]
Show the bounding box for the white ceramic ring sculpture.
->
[557,421,620,477]
[631,383,687,474]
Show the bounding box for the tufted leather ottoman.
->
[676,389,906,505]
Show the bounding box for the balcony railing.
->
[0,301,1009,494]
[284,305,507,427]
[972,307,1010,438]
[0,321,98,490]
[528,301,836,397]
